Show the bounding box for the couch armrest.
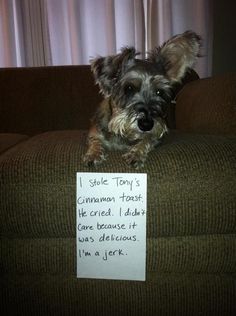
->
[175,73,236,135]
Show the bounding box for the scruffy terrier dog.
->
[84,31,201,169]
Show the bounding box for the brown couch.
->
[0,65,236,316]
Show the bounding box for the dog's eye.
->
[156,89,162,96]
[124,84,135,95]
[156,89,172,103]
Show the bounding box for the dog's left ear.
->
[148,30,202,83]
[91,47,137,97]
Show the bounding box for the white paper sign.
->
[76,172,147,281]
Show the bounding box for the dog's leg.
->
[123,138,155,169]
[83,126,106,166]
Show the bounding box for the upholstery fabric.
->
[2,275,235,316]
[176,73,236,135]
[0,66,102,135]
[1,130,236,238]
[0,133,29,153]
[1,130,236,315]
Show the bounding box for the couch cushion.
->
[175,73,236,135]
[2,274,235,316]
[0,66,102,135]
[0,133,29,153]
[1,130,235,239]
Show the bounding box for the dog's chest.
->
[101,133,131,151]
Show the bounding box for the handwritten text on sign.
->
[76,172,147,281]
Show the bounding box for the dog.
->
[84,30,201,169]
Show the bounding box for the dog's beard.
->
[108,107,138,139]
[108,105,167,142]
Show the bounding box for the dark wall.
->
[212,0,236,75]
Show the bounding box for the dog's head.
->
[91,31,201,138]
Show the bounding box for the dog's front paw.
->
[83,151,106,167]
[123,151,146,169]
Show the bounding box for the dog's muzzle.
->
[137,108,154,132]
[136,102,166,132]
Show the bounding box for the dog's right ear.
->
[91,47,137,97]
[147,31,202,83]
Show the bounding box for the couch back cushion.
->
[0,65,102,135]
[175,73,236,135]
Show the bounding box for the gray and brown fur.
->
[84,31,201,168]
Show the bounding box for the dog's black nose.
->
[137,107,154,131]
[138,117,154,131]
